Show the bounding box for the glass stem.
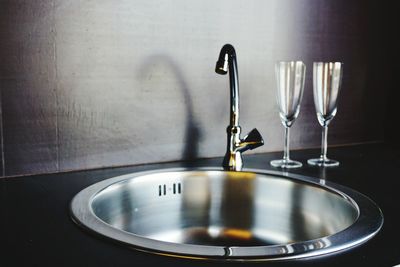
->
[321,126,328,161]
[283,127,290,161]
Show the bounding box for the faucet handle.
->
[241,128,264,151]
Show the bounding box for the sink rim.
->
[70,167,383,261]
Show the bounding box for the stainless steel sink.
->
[70,168,383,261]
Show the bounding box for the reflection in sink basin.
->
[70,168,383,261]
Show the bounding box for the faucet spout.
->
[215,44,264,171]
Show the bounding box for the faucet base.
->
[223,152,244,171]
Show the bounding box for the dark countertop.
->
[1,143,399,266]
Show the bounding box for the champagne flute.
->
[270,61,306,168]
[308,62,343,167]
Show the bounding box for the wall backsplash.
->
[0,0,386,177]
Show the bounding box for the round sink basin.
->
[70,168,383,261]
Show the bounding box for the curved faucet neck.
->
[217,44,239,127]
[228,54,239,127]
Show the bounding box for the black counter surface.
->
[1,143,399,266]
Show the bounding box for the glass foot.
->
[270,159,302,169]
[307,158,339,167]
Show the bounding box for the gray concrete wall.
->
[0,0,386,177]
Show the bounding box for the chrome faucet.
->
[215,44,264,171]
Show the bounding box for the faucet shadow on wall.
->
[137,55,201,166]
